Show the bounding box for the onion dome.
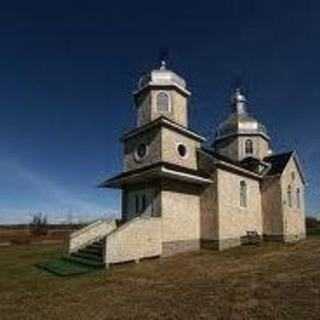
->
[135,60,190,96]
[215,88,269,141]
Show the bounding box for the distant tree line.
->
[0,223,87,230]
[29,213,48,236]
[306,216,320,229]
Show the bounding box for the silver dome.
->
[216,113,269,140]
[215,89,269,141]
[136,61,190,96]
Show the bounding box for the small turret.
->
[213,88,271,161]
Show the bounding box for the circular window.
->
[134,143,148,162]
[177,144,187,158]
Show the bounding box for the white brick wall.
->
[105,217,162,265]
[161,184,200,243]
[217,168,263,240]
[280,157,306,240]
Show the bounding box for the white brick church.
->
[67,62,306,267]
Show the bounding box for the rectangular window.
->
[287,185,292,208]
[240,181,247,208]
[135,195,139,214]
[141,194,147,212]
[296,188,301,209]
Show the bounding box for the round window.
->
[134,143,147,161]
[177,144,187,158]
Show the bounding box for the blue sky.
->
[1,1,319,224]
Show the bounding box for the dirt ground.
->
[0,237,319,320]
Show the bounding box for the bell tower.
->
[121,61,204,174]
[101,61,207,225]
[133,61,191,128]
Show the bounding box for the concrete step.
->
[66,237,106,268]
[88,242,104,249]
[93,239,105,245]
[79,247,103,255]
[89,240,104,248]
[71,252,103,262]
[64,255,104,268]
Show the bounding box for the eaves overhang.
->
[214,131,270,143]
[133,82,191,98]
[214,159,262,181]
[98,162,212,189]
[121,116,206,143]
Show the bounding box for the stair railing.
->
[67,219,117,254]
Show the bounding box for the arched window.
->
[287,185,292,208]
[245,139,253,155]
[240,180,247,207]
[296,188,301,209]
[156,91,170,113]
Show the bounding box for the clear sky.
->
[1,1,319,224]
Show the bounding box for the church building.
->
[67,62,306,266]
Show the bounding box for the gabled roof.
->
[263,151,294,175]
[200,148,306,183]
[200,148,263,180]
[263,151,306,184]
[201,148,239,167]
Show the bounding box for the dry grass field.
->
[0,228,73,245]
[0,238,319,320]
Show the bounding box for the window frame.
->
[156,91,171,113]
[296,188,301,209]
[134,143,149,162]
[287,185,292,208]
[245,139,254,155]
[240,180,248,208]
[176,142,188,159]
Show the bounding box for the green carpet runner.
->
[36,258,103,276]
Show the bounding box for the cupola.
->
[133,61,191,128]
[214,88,271,161]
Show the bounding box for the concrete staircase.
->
[66,219,117,268]
[66,239,105,268]
[65,217,162,268]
